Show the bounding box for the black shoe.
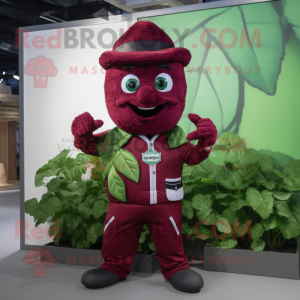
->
[81,268,121,289]
[169,269,204,293]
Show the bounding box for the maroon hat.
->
[99,20,191,70]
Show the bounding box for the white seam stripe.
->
[104,216,115,232]
[165,177,181,182]
[150,165,153,204]
[169,216,180,236]
[138,134,159,205]
[150,135,159,205]
[153,164,157,204]
[138,134,149,144]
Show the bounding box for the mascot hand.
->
[71,112,103,137]
[187,114,217,152]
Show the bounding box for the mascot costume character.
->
[71,20,217,293]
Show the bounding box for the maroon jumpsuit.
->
[99,132,209,280]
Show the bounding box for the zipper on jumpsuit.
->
[138,134,159,205]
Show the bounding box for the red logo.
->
[24,56,58,88]
[23,246,55,277]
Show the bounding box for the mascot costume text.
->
[71,20,217,293]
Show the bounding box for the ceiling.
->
[0,0,124,93]
[0,0,216,94]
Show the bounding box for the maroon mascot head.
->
[99,20,191,135]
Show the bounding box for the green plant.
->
[25,150,108,248]
[137,225,156,254]
[24,149,154,252]
[181,132,300,252]
[25,132,300,254]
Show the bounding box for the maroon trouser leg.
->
[100,201,189,280]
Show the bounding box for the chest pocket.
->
[165,177,184,201]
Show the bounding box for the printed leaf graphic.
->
[203,2,284,95]
[143,2,283,139]
[108,166,126,202]
[167,125,188,148]
[114,149,140,183]
[169,6,238,135]
[283,0,300,40]
[179,39,240,135]
[97,127,132,166]
[102,161,112,179]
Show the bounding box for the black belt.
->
[166,180,182,191]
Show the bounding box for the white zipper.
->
[169,216,180,236]
[138,134,159,205]
[104,216,115,232]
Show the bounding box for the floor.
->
[0,180,20,192]
[1,190,300,300]
[0,190,20,262]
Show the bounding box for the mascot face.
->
[104,62,187,135]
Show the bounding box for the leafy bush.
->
[25,149,155,252]
[181,132,300,252]
[25,132,300,254]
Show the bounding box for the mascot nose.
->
[137,86,156,105]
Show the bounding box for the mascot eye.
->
[154,73,173,92]
[121,74,140,93]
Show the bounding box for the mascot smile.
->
[71,20,217,293]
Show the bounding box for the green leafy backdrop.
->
[141,0,300,160]
[25,1,300,254]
